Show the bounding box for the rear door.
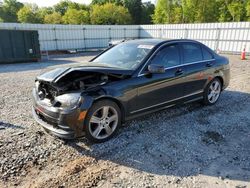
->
[180,42,213,96]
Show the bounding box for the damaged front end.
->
[32,66,131,139]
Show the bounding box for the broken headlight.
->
[54,93,82,109]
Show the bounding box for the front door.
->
[131,43,186,114]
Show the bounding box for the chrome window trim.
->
[138,59,215,77]
[137,41,215,77]
[130,90,203,114]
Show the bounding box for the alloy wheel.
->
[89,106,118,139]
[208,80,221,103]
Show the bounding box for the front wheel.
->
[203,78,222,105]
[84,100,121,143]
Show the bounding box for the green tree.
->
[0,0,23,22]
[172,6,183,23]
[182,0,197,23]
[91,0,123,5]
[38,7,54,20]
[217,0,233,22]
[90,3,131,24]
[62,8,89,24]
[54,0,89,15]
[153,0,173,23]
[228,0,245,21]
[171,0,183,23]
[44,12,62,24]
[247,0,250,20]
[195,0,218,22]
[123,0,142,24]
[141,2,155,24]
[92,0,143,24]
[54,0,72,15]
[17,4,42,23]
[37,7,54,21]
[179,0,219,23]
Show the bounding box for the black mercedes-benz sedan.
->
[32,39,230,142]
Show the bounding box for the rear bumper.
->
[223,68,230,90]
[32,89,87,139]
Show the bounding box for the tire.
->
[203,78,222,105]
[84,99,121,143]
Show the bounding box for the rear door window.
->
[181,43,203,63]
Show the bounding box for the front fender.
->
[79,87,107,110]
[79,95,95,111]
[80,91,127,123]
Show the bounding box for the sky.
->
[14,0,155,7]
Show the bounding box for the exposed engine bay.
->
[36,71,128,102]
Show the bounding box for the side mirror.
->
[148,64,165,74]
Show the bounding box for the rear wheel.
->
[85,100,121,143]
[203,78,222,105]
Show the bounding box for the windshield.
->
[92,42,154,70]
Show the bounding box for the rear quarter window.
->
[202,46,214,60]
[181,43,203,63]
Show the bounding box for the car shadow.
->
[66,90,250,182]
[0,121,25,130]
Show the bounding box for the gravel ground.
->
[0,52,249,188]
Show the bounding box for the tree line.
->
[0,0,154,24]
[0,0,249,25]
[153,0,250,23]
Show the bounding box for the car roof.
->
[125,39,166,45]
[125,38,201,46]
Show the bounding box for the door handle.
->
[175,68,184,76]
[206,62,213,67]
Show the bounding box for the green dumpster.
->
[0,29,40,63]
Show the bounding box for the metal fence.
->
[0,22,249,53]
[140,22,250,54]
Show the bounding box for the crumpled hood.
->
[36,65,133,83]
[36,67,69,82]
